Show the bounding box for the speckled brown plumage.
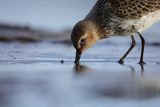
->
[107,0,160,19]
[89,0,160,19]
[85,0,160,38]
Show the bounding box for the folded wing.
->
[106,0,160,19]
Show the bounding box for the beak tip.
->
[75,50,82,64]
[74,61,80,64]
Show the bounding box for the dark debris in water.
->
[60,60,64,63]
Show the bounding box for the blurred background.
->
[0,0,160,107]
[0,0,96,30]
[0,0,98,42]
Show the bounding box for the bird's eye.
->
[81,38,85,43]
[80,38,86,46]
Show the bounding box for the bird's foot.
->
[118,59,124,64]
[139,61,146,65]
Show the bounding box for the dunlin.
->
[71,0,160,64]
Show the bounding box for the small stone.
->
[60,60,64,63]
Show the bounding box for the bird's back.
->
[87,0,160,19]
[107,0,160,19]
[85,0,160,37]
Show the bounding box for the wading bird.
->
[71,0,160,64]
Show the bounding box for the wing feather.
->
[104,0,160,19]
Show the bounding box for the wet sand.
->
[0,41,160,107]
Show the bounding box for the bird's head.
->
[71,20,100,64]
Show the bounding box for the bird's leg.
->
[118,35,136,64]
[138,32,146,64]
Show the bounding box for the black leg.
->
[118,35,136,64]
[138,32,146,64]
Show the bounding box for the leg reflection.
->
[139,64,144,76]
[119,63,145,76]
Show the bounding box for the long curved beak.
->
[74,50,82,64]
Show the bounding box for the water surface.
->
[0,42,160,107]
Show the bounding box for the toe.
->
[118,59,124,64]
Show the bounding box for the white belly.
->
[121,10,160,33]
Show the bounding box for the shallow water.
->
[0,41,160,107]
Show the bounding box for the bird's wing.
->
[104,0,160,19]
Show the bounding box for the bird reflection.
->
[73,64,94,74]
[73,62,145,76]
